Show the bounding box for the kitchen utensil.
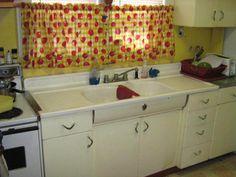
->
[0,77,13,89]
[193,47,204,62]
[0,82,25,101]
[0,95,13,113]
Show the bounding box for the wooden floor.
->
[168,153,236,177]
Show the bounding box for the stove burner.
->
[0,107,22,119]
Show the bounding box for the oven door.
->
[1,123,42,177]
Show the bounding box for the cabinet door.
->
[174,0,217,27]
[210,102,236,158]
[93,119,139,177]
[43,132,93,177]
[194,0,217,27]
[217,0,236,27]
[139,111,181,177]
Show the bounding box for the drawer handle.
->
[143,121,149,132]
[198,114,207,120]
[194,150,202,156]
[213,10,216,21]
[87,136,94,148]
[232,93,236,97]
[62,123,76,130]
[219,10,224,21]
[201,99,209,104]
[135,122,139,133]
[196,130,205,136]
[142,104,147,111]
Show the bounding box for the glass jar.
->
[11,49,18,64]
[0,47,4,65]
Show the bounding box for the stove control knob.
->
[2,70,9,75]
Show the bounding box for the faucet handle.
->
[135,69,139,79]
[123,73,128,81]
[103,75,109,83]
[113,74,119,82]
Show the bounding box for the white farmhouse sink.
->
[81,85,119,104]
[126,80,174,96]
[81,80,175,103]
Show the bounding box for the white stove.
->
[0,64,42,177]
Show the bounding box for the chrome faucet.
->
[104,67,139,83]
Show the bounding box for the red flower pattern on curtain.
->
[21,3,174,69]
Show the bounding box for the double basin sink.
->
[81,79,175,104]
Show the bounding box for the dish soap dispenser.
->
[89,58,100,85]
[141,60,148,78]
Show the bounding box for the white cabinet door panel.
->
[139,111,180,177]
[211,102,236,158]
[43,132,93,177]
[93,119,139,177]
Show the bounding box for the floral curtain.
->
[21,3,174,69]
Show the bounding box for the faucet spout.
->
[103,67,139,83]
[118,67,139,77]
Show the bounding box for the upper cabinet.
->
[174,0,236,27]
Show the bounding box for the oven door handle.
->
[2,126,38,135]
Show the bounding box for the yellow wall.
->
[0,8,224,78]
[0,8,18,54]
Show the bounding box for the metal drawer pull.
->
[87,136,93,148]
[143,121,149,132]
[135,122,139,133]
[142,104,147,111]
[62,123,76,130]
[196,130,205,136]
[219,10,224,21]
[232,93,236,97]
[194,150,202,156]
[213,10,216,21]
[198,114,207,120]
[201,99,209,104]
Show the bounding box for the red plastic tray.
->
[181,59,227,78]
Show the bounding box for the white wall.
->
[224,28,236,58]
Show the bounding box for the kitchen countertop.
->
[30,74,219,118]
[0,94,38,127]
[210,76,236,88]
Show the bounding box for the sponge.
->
[0,95,14,113]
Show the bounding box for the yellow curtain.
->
[21,3,174,69]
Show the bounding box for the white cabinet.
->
[210,87,236,158]
[93,110,182,177]
[41,111,93,177]
[93,119,139,177]
[139,111,180,177]
[178,91,217,169]
[44,132,93,177]
[174,0,236,27]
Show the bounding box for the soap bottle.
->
[141,60,148,78]
[89,58,100,85]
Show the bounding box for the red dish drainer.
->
[181,59,227,78]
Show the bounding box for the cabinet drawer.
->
[218,87,236,104]
[41,111,93,140]
[180,143,210,169]
[183,123,213,148]
[187,91,218,111]
[187,107,216,127]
